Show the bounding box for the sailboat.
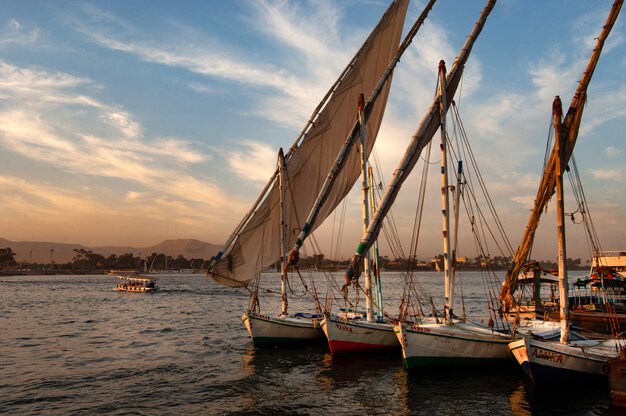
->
[262,0,441,353]
[507,0,624,383]
[393,50,515,369]
[320,0,503,355]
[499,2,623,323]
[508,97,623,383]
[307,0,523,367]
[206,0,411,346]
[319,96,399,353]
[228,0,445,349]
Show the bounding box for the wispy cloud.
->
[0,19,39,47]
[0,175,106,217]
[67,4,309,113]
[578,83,626,137]
[591,168,624,180]
[0,61,91,99]
[247,0,344,76]
[0,60,251,226]
[529,53,582,105]
[510,195,538,207]
[571,6,625,55]
[605,146,623,158]
[63,1,388,131]
[225,140,277,183]
[186,82,213,95]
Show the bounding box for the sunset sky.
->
[0,0,624,262]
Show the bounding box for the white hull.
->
[394,321,514,369]
[509,335,620,383]
[242,311,325,346]
[321,314,399,354]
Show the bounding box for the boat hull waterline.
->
[321,314,400,354]
[242,311,325,346]
[509,335,619,384]
[394,322,514,369]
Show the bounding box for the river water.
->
[0,272,618,415]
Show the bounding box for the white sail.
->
[210,0,410,287]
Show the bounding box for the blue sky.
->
[0,0,624,261]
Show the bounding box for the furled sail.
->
[499,0,623,307]
[344,0,496,280]
[209,0,410,287]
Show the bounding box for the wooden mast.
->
[368,165,384,321]
[357,94,375,322]
[553,97,570,344]
[278,148,289,315]
[437,61,453,323]
[450,160,463,321]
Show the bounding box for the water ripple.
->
[0,273,613,415]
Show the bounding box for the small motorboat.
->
[114,275,158,293]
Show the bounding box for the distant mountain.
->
[0,238,221,263]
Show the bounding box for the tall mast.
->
[344,0,497,282]
[553,97,570,344]
[278,148,289,315]
[369,165,383,321]
[437,61,453,323]
[357,94,374,322]
[450,160,463,322]
[499,0,623,306]
[285,0,437,269]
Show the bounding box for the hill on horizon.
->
[0,237,222,264]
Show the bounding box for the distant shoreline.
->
[1,265,590,277]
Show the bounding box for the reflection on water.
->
[508,383,532,416]
[238,342,610,415]
[521,382,610,415]
[0,273,614,415]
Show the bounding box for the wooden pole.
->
[278,148,289,316]
[357,94,374,322]
[553,97,569,344]
[437,61,453,323]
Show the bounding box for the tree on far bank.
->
[72,248,106,271]
[0,247,17,267]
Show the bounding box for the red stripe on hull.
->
[328,339,399,354]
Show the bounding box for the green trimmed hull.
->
[395,322,514,370]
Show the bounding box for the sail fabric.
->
[211,0,409,287]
